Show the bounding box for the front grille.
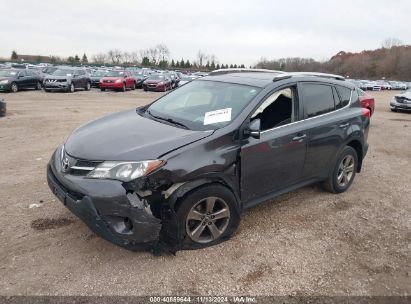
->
[46,79,67,83]
[103,80,114,83]
[64,153,103,176]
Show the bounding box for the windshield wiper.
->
[146,110,189,129]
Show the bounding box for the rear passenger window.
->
[301,84,335,118]
[336,86,352,109]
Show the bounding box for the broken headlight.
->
[87,160,164,182]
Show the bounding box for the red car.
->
[143,74,172,92]
[99,70,136,92]
[357,88,375,116]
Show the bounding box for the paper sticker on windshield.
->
[204,108,232,125]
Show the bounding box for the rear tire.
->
[85,82,91,91]
[100,88,105,91]
[35,81,42,90]
[166,184,240,250]
[323,146,358,194]
[131,82,136,90]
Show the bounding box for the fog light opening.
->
[124,217,133,231]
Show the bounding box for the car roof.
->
[201,70,353,89]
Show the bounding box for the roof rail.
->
[289,72,345,81]
[209,68,285,76]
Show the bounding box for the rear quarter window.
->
[336,86,352,109]
[301,84,335,118]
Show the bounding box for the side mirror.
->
[244,119,261,139]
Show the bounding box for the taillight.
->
[361,108,371,118]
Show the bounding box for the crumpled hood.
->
[395,91,411,101]
[65,109,213,161]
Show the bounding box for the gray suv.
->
[43,68,91,93]
[47,69,370,252]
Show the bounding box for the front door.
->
[240,85,307,202]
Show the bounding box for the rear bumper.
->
[47,147,161,250]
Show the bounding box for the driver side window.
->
[251,86,298,131]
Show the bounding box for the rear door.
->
[299,82,355,179]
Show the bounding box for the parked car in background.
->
[365,81,381,91]
[357,88,375,116]
[0,69,43,92]
[377,81,392,90]
[390,88,411,112]
[130,70,148,88]
[99,70,136,92]
[43,68,91,93]
[178,75,198,86]
[167,71,180,88]
[90,70,109,88]
[143,74,172,92]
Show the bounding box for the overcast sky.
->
[1,0,410,65]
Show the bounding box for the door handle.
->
[292,134,307,141]
[339,123,350,128]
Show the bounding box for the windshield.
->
[92,71,107,76]
[52,69,74,76]
[0,70,18,77]
[147,80,261,131]
[106,70,126,77]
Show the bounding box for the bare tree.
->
[197,50,206,67]
[157,43,170,62]
[107,49,123,64]
[92,53,107,64]
[139,49,149,63]
[382,37,403,49]
[148,47,159,65]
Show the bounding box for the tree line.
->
[9,44,246,71]
[256,38,411,80]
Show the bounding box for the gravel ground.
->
[0,88,410,296]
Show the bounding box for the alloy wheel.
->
[11,83,18,93]
[337,155,355,187]
[185,197,230,244]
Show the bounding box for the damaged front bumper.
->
[47,149,163,251]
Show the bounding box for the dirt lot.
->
[0,88,409,296]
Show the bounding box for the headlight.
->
[158,82,164,85]
[0,79,9,84]
[115,79,122,83]
[87,160,164,182]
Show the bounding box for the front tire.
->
[323,146,358,194]
[68,83,75,93]
[100,88,105,91]
[121,83,126,92]
[170,184,240,250]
